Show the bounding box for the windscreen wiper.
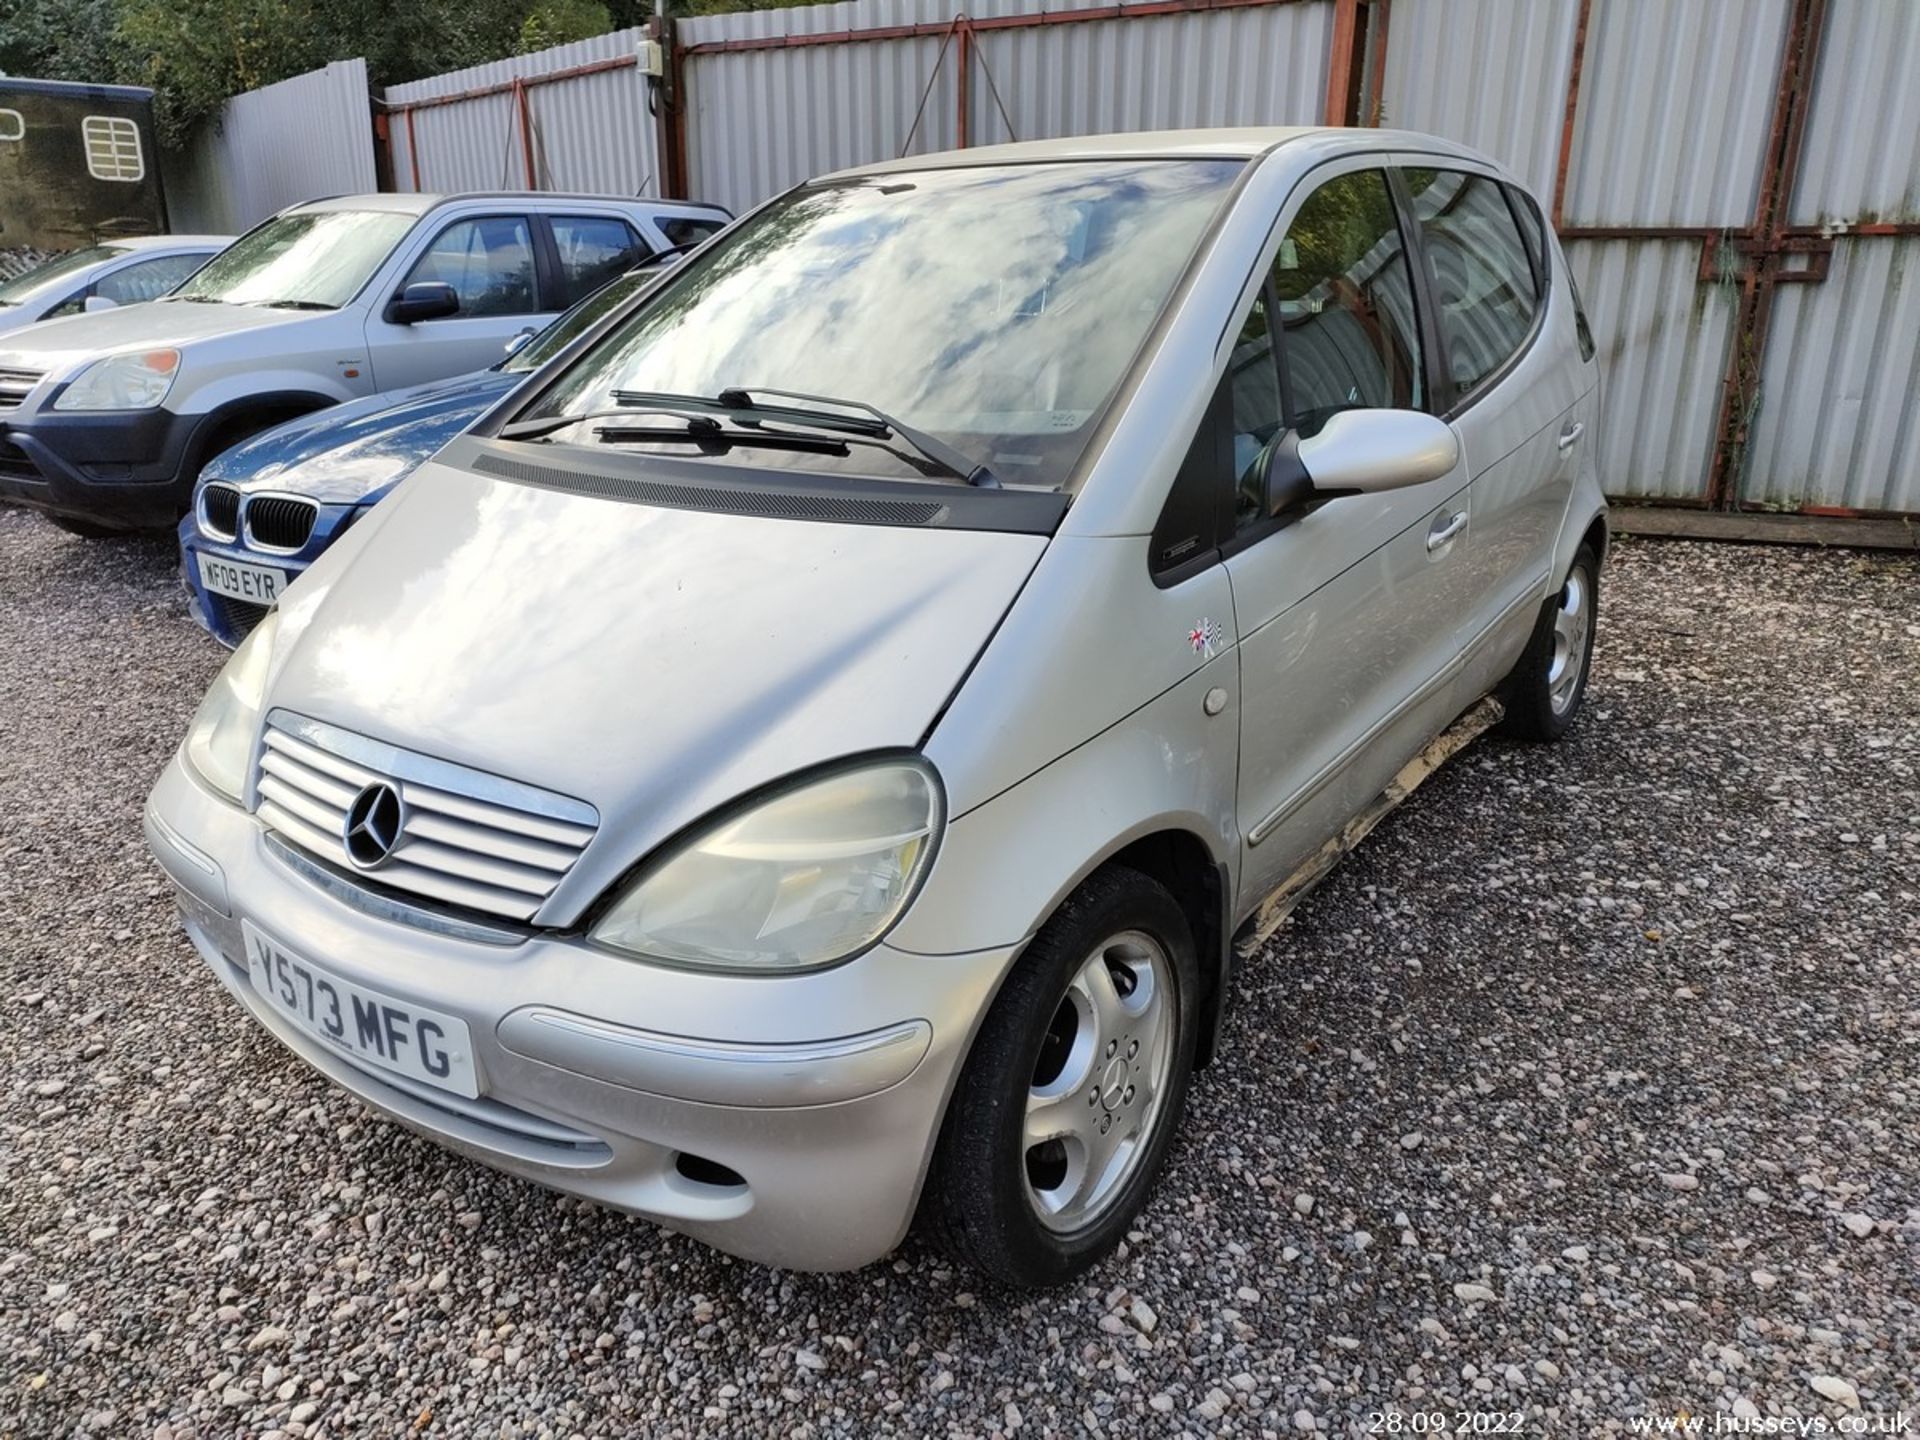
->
[611,386,1001,488]
[261,299,338,311]
[499,408,847,456]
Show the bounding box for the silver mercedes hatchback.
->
[147,128,1606,1286]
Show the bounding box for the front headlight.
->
[53,348,180,411]
[589,759,944,973]
[183,610,280,802]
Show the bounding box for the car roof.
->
[291,192,731,218]
[822,126,1498,181]
[105,235,233,252]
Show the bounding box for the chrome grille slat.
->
[399,782,596,848]
[364,859,538,918]
[403,810,577,872]
[257,774,346,835]
[389,836,558,898]
[262,728,377,789]
[253,713,596,923]
[259,750,360,810]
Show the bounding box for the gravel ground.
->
[2,509,1915,1439]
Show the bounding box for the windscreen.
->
[0,246,127,305]
[522,159,1243,489]
[171,210,415,310]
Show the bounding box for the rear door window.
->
[1401,169,1540,397]
[549,216,649,308]
[403,216,537,317]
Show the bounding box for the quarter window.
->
[403,217,537,318]
[550,216,647,308]
[1402,169,1539,396]
[82,115,144,181]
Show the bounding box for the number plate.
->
[241,921,479,1098]
[198,552,287,604]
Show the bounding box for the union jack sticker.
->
[1188,618,1223,658]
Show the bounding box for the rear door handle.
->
[1426,511,1468,552]
[1557,421,1586,452]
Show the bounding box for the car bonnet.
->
[261,453,1049,924]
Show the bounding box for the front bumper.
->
[144,752,1015,1272]
[0,405,206,531]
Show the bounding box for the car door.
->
[1225,161,1480,908]
[363,213,546,390]
[1396,165,1589,702]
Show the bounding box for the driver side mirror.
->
[385,281,460,325]
[1261,409,1459,517]
[83,294,119,313]
[503,326,537,357]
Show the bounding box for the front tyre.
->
[1499,542,1600,741]
[920,865,1199,1286]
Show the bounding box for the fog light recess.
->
[673,1151,747,1191]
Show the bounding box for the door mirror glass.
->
[83,294,118,313]
[386,281,461,325]
[1293,409,1458,498]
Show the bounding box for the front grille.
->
[245,495,319,551]
[209,593,269,641]
[0,435,39,481]
[0,368,42,409]
[201,484,240,540]
[253,712,599,922]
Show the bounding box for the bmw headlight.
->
[184,610,280,802]
[590,759,944,973]
[54,349,180,411]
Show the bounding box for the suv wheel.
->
[920,865,1199,1286]
[1499,542,1600,741]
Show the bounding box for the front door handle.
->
[1426,511,1468,552]
[1557,421,1586,452]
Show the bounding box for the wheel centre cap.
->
[1099,1055,1128,1111]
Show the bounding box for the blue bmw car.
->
[179,264,661,645]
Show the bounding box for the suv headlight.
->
[54,349,180,411]
[184,610,279,802]
[589,758,944,973]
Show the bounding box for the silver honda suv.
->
[146,127,1606,1287]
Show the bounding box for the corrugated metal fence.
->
[165,60,377,234]
[383,31,662,198]
[675,0,1335,216]
[176,0,1917,520]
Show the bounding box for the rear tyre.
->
[919,865,1199,1287]
[46,515,123,540]
[1498,542,1599,741]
